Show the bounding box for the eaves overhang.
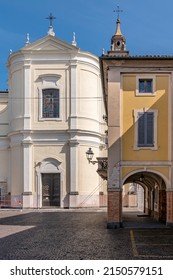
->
[100,55,173,60]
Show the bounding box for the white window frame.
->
[136,75,156,96]
[37,74,63,121]
[133,108,158,150]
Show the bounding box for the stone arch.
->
[122,170,167,222]
[40,157,63,172]
[122,169,169,189]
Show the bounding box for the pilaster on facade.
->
[69,139,79,194]
[70,62,78,130]
[108,69,121,177]
[23,62,31,130]
[22,138,33,207]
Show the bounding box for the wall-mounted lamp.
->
[86,147,108,170]
[86,147,98,164]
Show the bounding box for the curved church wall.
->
[5,35,107,208]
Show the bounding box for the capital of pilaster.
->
[68,139,79,147]
[22,140,33,147]
[22,192,32,195]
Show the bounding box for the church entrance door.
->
[42,173,60,207]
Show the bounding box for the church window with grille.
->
[42,89,59,118]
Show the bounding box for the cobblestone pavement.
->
[0,209,173,260]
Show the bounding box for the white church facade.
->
[0,25,107,208]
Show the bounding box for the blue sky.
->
[0,0,173,90]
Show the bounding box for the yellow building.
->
[100,16,173,228]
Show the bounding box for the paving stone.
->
[0,209,173,260]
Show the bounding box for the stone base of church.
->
[22,192,33,208]
[69,192,79,208]
[10,195,23,208]
[8,192,107,209]
[69,193,107,208]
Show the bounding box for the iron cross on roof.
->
[114,5,123,19]
[46,13,56,27]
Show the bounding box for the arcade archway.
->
[122,171,167,223]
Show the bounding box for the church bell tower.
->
[108,8,129,57]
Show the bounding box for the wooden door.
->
[42,174,60,206]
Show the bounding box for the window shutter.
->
[137,112,154,147]
[146,112,154,146]
[139,80,145,93]
[138,113,145,146]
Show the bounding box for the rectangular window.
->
[138,112,154,147]
[136,75,156,96]
[139,79,152,93]
[42,89,59,118]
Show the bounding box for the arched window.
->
[42,88,59,118]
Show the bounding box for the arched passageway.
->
[123,184,144,211]
[122,171,167,224]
